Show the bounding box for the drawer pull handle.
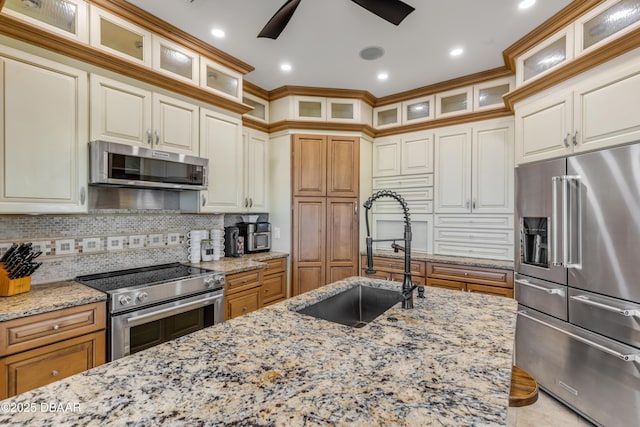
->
[52,324,60,331]
[51,370,59,377]
[570,295,640,318]
[516,279,564,295]
[242,307,247,312]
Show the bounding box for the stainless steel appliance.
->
[224,226,244,257]
[515,142,640,426]
[76,263,224,361]
[89,140,208,190]
[238,222,271,253]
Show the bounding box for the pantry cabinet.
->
[515,52,640,165]
[200,108,243,212]
[90,75,199,156]
[0,46,88,214]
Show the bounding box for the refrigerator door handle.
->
[518,310,640,362]
[566,175,582,269]
[516,278,565,295]
[570,295,640,318]
[552,176,564,266]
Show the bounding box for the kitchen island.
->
[0,276,517,426]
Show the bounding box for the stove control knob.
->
[204,277,215,289]
[119,295,132,306]
[136,292,149,303]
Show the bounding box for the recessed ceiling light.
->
[280,63,292,72]
[450,47,464,57]
[377,72,389,81]
[211,28,225,38]
[518,0,536,9]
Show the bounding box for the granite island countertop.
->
[0,276,517,426]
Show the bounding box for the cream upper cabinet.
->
[200,108,243,213]
[0,46,88,213]
[151,35,199,85]
[373,132,433,177]
[2,0,89,43]
[435,119,514,214]
[243,129,268,212]
[90,75,198,155]
[515,51,640,164]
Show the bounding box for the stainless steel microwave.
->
[89,141,208,190]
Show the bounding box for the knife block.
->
[0,266,30,296]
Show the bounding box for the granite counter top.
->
[0,276,517,426]
[368,250,514,270]
[195,251,289,275]
[0,281,107,322]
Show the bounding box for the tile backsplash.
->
[0,213,224,284]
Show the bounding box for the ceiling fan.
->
[258,0,415,39]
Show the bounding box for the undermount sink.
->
[296,284,401,328]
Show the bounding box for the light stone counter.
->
[195,251,289,275]
[0,276,517,426]
[0,281,107,322]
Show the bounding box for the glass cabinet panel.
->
[478,84,510,108]
[298,101,323,118]
[243,96,267,121]
[440,93,468,114]
[3,0,87,42]
[582,0,640,50]
[205,65,239,97]
[523,36,567,82]
[406,101,430,121]
[375,105,399,127]
[330,102,354,120]
[100,18,143,61]
[159,45,193,80]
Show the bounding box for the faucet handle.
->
[417,285,425,298]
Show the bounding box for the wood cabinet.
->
[200,108,243,212]
[225,270,261,320]
[0,45,88,214]
[291,134,359,296]
[515,53,640,165]
[242,129,268,212]
[90,75,199,156]
[360,256,427,286]
[426,262,514,298]
[261,258,287,306]
[225,258,288,318]
[0,302,106,399]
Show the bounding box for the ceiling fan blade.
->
[351,0,415,25]
[258,0,302,39]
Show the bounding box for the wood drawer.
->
[361,269,392,281]
[262,272,286,305]
[361,256,426,277]
[427,277,466,291]
[390,273,426,286]
[0,330,105,399]
[427,263,513,288]
[468,283,514,298]
[225,287,261,320]
[263,258,286,276]
[226,270,261,294]
[0,302,106,357]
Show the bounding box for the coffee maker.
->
[224,226,244,257]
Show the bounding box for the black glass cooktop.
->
[76,263,217,293]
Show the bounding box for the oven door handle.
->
[126,294,223,326]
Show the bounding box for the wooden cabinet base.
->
[0,331,105,399]
[427,262,513,298]
[226,287,261,320]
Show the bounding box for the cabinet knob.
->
[51,370,59,377]
[242,307,247,312]
[464,273,468,276]
[52,324,60,331]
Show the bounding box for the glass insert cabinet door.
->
[580,0,640,51]
[90,5,151,66]
[152,36,198,84]
[200,58,242,99]
[3,0,88,42]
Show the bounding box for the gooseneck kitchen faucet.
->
[363,190,422,309]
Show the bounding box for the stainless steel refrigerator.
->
[515,142,640,426]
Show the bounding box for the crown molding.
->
[0,15,252,115]
[502,0,604,72]
[268,120,376,138]
[268,85,377,105]
[242,116,270,133]
[375,67,513,107]
[86,0,254,75]
[504,26,640,110]
[243,81,270,100]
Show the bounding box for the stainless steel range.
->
[77,263,225,361]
